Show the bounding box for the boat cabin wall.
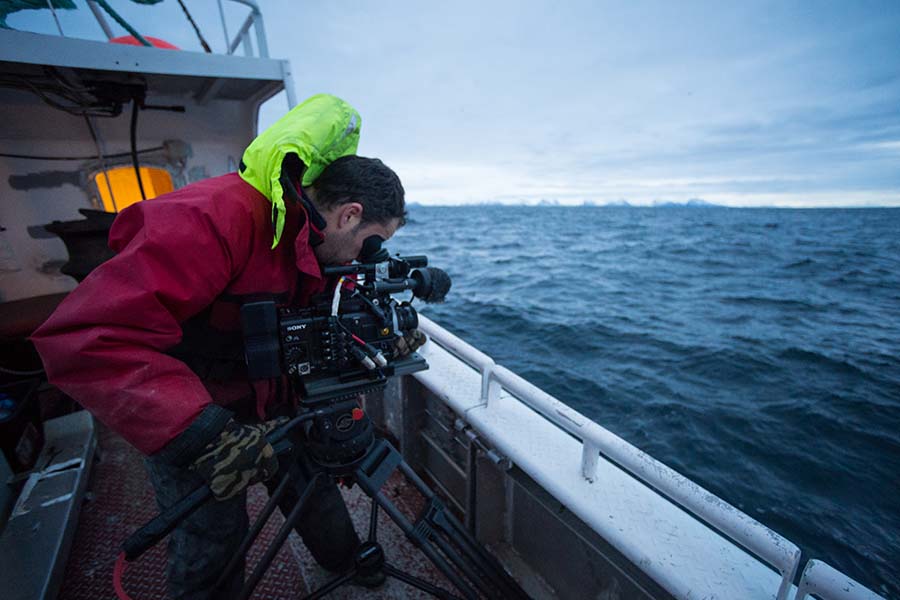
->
[0,86,259,303]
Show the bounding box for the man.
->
[31,94,420,599]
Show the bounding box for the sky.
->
[8,0,900,207]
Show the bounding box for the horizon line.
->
[406,201,900,209]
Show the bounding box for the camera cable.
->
[330,276,348,316]
[335,318,387,369]
[332,276,388,368]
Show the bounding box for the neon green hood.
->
[239,93,361,248]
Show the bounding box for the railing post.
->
[281,61,297,108]
[241,29,253,56]
[480,365,500,407]
[581,440,599,483]
[87,1,114,40]
[251,9,269,58]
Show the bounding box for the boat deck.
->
[59,423,447,600]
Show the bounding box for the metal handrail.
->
[419,314,886,599]
[81,0,270,58]
[416,314,807,599]
[489,362,801,600]
[795,561,885,600]
[224,0,269,58]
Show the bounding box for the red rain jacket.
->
[31,173,327,455]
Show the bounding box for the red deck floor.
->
[59,424,447,599]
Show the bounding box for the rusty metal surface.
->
[59,423,449,599]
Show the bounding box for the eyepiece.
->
[359,235,389,263]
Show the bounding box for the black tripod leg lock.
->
[423,498,456,537]
[411,498,456,547]
[411,511,436,546]
[356,438,403,493]
[122,484,213,560]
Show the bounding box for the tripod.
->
[121,399,530,600]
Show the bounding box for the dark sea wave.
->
[392,205,900,598]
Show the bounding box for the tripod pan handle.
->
[122,485,213,560]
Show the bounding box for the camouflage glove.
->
[394,329,427,358]
[189,418,286,500]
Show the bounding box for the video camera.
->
[239,240,449,458]
[240,245,449,468]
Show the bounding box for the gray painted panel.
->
[421,431,467,510]
[508,472,674,600]
[0,411,96,600]
[474,454,509,546]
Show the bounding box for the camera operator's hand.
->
[189,417,287,500]
[394,329,427,357]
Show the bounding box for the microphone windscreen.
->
[421,267,451,303]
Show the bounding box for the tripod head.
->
[268,388,377,477]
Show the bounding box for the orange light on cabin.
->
[94,166,174,212]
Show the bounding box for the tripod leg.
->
[398,458,527,597]
[427,499,528,599]
[356,440,531,599]
[420,517,499,599]
[383,563,462,600]
[368,497,378,540]
[237,472,325,600]
[356,440,481,598]
[213,468,294,592]
[369,488,480,599]
[304,571,355,600]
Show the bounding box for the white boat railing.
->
[416,314,885,600]
[796,560,885,600]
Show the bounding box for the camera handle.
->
[121,484,211,560]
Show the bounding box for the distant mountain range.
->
[580,198,718,207]
[408,198,726,208]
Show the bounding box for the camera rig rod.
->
[322,255,428,278]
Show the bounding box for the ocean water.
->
[390,205,900,597]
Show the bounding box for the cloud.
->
[9,0,900,206]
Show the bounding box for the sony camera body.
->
[241,252,450,405]
[240,250,449,468]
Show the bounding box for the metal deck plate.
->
[57,423,451,599]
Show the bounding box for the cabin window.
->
[93,166,174,212]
